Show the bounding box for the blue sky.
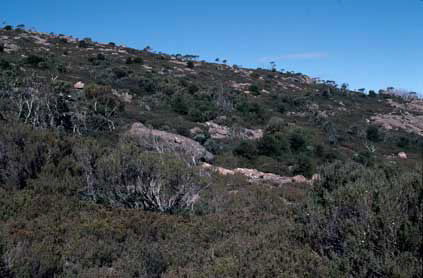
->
[2,0,422,93]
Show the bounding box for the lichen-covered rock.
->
[128,122,214,162]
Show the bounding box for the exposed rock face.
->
[201,163,314,186]
[128,122,214,162]
[370,113,423,137]
[371,98,423,137]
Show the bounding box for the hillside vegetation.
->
[0,26,422,277]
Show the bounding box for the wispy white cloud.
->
[259,52,328,62]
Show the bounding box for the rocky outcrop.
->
[128,122,214,162]
[370,113,423,137]
[201,163,315,186]
[205,121,263,140]
[371,98,423,137]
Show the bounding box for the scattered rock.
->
[205,121,230,139]
[398,152,407,159]
[205,121,263,140]
[112,89,132,103]
[291,175,307,183]
[201,163,315,186]
[73,81,85,89]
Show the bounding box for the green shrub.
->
[236,100,269,124]
[3,25,12,31]
[266,117,285,134]
[78,40,89,48]
[258,132,289,158]
[300,161,422,277]
[126,57,144,64]
[172,94,191,115]
[293,155,316,178]
[234,140,258,159]
[249,84,260,95]
[0,59,10,70]
[0,124,51,189]
[187,61,194,69]
[24,55,45,67]
[96,53,106,60]
[366,126,382,142]
[0,44,3,52]
[289,129,307,152]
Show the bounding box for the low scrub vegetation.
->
[0,27,421,277]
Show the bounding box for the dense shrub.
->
[0,124,51,189]
[265,117,285,133]
[187,61,194,69]
[300,161,422,277]
[0,59,11,70]
[293,155,316,178]
[96,53,106,60]
[126,56,144,64]
[249,84,260,95]
[289,129,308,152]
[77,141,207,212]
[236,100,269,125]
[257,132,289,158]
[366,126,382,142]
[24,55,45,67]
[234,140,258,159]
[0,44,4,52]
[78,39,89,48]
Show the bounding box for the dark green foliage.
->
[3,25,12,31]
[0,59,10,69]
[396,136,410,148]
[293,155,316,178]
[289,129,307,152]
[0,125,49,189]
[187,60,194,69]
[78,39,89,48]
[24,54,45,67]
[126,56,144,64]
[258,132,289,158]
[112,67,128,79]
[236,100,269,124]
[249,84,260,95]
[366,126,382,142]
[0,44,4,52]
[96,53,105,60]
[234,140,258,159]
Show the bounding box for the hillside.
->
[0,27,422,277]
